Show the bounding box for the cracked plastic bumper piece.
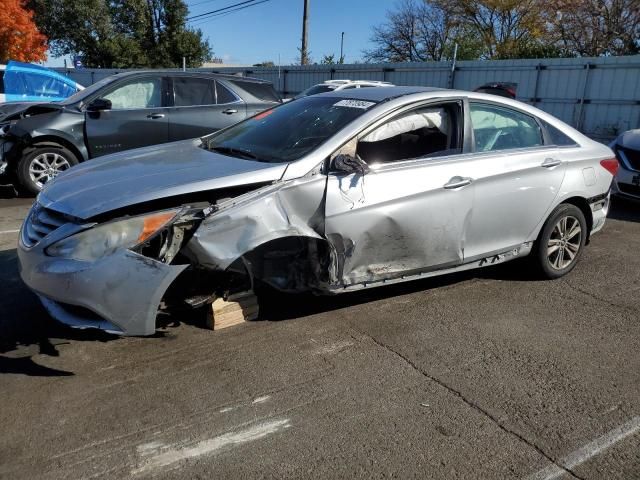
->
[18,247,186,336]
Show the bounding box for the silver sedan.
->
[18,86,617,335]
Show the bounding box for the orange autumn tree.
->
[0,0,48,63]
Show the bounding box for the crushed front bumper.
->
[18,227,186,336]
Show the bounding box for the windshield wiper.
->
[210,145,259,160]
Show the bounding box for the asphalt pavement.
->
[0,193,639,479]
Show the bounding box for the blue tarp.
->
[3,61,80,103]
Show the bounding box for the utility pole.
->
[340,32,344,64]
[301,0,310,65]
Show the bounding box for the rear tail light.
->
[600,158,619,176]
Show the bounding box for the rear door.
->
[461,102,566,260]
[85,76,169,157]
[167,77,246,141]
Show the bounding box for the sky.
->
[183,0,390,65]
[45,0,391,68]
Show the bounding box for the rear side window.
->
[173,77,215,106]
[470,103,542,152]
[229,80,280,102]
[542,120,578,146]
[215,82,239,104]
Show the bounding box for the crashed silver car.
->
[18,87,617,336]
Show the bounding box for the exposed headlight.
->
[46,210,179,261]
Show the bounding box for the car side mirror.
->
[331,153,370,175]
[87,98,112,112]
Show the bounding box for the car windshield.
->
[205,96,377,163]
[59,76,118,106]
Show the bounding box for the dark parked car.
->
[473,82,517,99]
[0,71,281,194]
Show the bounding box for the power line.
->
[189,0,271,24]
[187,0,262,21]
[189,0,224,8]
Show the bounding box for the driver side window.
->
[470,103,542,152]
[103,78,163,110]
[356,102,462,164]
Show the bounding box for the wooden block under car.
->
[207,291,259,330]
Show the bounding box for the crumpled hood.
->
[0,102,61,122]
[38,139,289,219]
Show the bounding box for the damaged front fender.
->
[183,173,336,291]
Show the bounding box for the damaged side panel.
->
[324,159,476,286]
[183,172,335,291]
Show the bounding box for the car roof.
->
[318,85,446,102]
[104,70,271,84]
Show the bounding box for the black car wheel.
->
[533,204,587,279]
[17,144,79,195]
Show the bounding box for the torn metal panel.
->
[184,172,329,275]
[324,162,474,286]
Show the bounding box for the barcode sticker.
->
[333,99,376,109]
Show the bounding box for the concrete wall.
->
[55,55,640,141]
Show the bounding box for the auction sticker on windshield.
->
[333,99,376,109]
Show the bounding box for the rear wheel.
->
[533,204,587,279]
[17,145,79,196]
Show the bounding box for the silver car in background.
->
[18,87,617,336]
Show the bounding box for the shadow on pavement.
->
[257,260,532,323]
[0,248,119,377]
[0,184,20,200]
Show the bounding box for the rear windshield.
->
[230,80,281,102]
[204,96,377,163]
[297,84,336,97]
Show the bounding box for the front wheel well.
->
[559,196,593,242]
[25,136,84,164]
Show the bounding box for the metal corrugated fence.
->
[54,55,640,141]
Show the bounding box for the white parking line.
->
[528,416,640,480]
[0,229,20,234]
[132,418,291,474]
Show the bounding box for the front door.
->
[85,76,169,157]
[323,101,473,287]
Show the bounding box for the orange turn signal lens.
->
[137,212,177,242]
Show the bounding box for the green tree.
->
[321,54,336,64]
[28,0,212,68]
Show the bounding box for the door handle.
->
[444,176,473,189]
[146,113,165,119]
[222,109,238,115]
[541,157,561,168]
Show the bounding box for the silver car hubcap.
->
[547,215,582,270]
[29,152,71,189]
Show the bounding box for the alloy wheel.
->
[547,215,582,270]
[28,152,71,189]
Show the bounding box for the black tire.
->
[17,144,79,196]
[533,203,587,279]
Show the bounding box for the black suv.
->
[0,71,281,194]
